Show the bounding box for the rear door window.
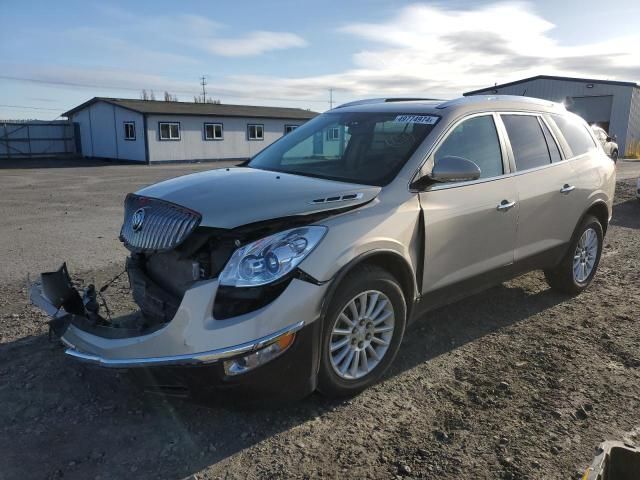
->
[552,114,596,157]
[540,119,562,163]
[501,115,551,171]
[434,115,503,179]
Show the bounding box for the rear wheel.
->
[544,215,603,294]
[317,265,406,398]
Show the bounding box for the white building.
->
[63,97,318,163]
[465,75,640,156]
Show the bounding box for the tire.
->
[317,265,407,398]
[611,149,618,163]
[544,215,603,294]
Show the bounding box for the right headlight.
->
[218,226,327,287]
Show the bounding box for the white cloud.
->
[65,11,305,61]
[6,1,640,114]
[223,2,640,103]
[204,31,307,56]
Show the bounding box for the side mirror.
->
[430,156,481,182]
[411,156,481,190]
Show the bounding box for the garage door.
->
[566,95,613,130]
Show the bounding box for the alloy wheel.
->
[329,290,395,380]
[573,227,598,283]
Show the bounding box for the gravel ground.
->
[0,158,237,284]
[0,160,639,480]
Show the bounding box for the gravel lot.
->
[0,159,639,480]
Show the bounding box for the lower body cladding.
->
[30,264,329,402]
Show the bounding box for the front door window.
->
[434,115,503,179]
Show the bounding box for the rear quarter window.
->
[552,115,596,158]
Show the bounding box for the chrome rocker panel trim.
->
[63,320,305,368]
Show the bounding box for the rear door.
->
[498,113,577,264]
[549,113,604,223]
[418,113,518,293]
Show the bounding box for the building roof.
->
[464,75,639,96]
[63,97,319,120]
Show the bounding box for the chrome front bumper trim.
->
[63,320,305,368]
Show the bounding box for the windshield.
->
[248,111,439,186]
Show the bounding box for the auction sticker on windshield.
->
[394,115,439,125]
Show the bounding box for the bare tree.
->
[191,95,219,104]
[164,91,177,102]
[140,89,149,100]
[149,90,156,101]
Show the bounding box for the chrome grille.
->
[120,194,201,252]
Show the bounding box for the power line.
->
[0,75,334,105]
[0,103,63,111]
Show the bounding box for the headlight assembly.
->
[218,226,327,287]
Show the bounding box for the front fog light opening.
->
[223,332,296,376]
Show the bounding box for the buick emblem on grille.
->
[131,208,146,232]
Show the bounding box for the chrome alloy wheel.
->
[573,227,598,283]
[329,290,395,380]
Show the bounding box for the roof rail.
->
[436,95,563,110]
[335,97,445,109]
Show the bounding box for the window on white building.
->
[284,125,298,134]
[159,122,180,140]
[248,124,264,141]
[326,127,340,141]
[204,123,224,140]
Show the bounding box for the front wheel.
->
[544,215,603,294]
[317,265,406,398]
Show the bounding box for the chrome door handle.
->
[560,184,575,194]
[497,200,516,211]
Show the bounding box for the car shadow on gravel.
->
[610,198,640,230]
[0,278,571,480]
[388,280,569,379]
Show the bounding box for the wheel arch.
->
[318,250,418,322]
[582,200,610,236]
[311,249,418,381]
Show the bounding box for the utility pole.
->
[329,88,334,109]
[200,76,207,103]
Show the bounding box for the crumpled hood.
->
[136,167,380,229]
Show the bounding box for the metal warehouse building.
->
[465,75,640,156]
[63,98,318,163]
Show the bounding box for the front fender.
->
[299,195,422,286]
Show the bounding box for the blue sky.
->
[2,0,640,119]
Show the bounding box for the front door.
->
[418,114,518,294]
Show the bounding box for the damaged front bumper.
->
[60,314,304,369]
[30,263,328,381]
